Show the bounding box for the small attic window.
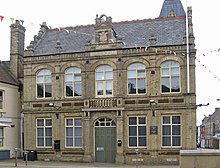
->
[169,9,176,17]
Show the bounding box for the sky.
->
[0,0,220,125]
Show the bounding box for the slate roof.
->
[159,0,186,17]
[28,0,187,56]
[0,61,19,86]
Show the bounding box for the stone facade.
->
[20,1,197,165]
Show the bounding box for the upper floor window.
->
[95,65,113,97]
[162,115,181,147]
[36,118,52,147]
[128,63,146,95]
[0,91,4,111]
[161,61,180,93]
[36,69,52,98]
[65,67,82,97]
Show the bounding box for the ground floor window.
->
[36,118,52,147]
[65,118,82,147]
[0,128,3,147]
[128,116,147,147]
[162,115,181,147]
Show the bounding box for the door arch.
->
[94,118,116,163]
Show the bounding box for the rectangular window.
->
[162,115,181,147]
[36,118,52,147]
[65,118,82,148]
[0,128,4,147]
[0,91,3,111]
[128,116,147,147]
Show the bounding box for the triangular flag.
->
[20,20,24,25]
[0,16,4,22]
[10,18,14,24]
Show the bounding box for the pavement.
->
[0,159,180,168]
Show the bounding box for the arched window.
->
[36,69,52,98]
[161,61,180,93]
[95,65,113,97]
[127,63,146,94]
[65,67,82,97]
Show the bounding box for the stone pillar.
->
[115,110,124,163]
[83,111,92,162]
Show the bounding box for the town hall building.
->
[12,0,197,165]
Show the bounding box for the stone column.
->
[115,110,124,163]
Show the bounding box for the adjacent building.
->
[19,0,197,165]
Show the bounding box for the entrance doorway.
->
[95,118,116,163]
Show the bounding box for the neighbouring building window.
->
[65,67,82,97]
[95,65,113,97]
[36,118,52,147]
[161,61,180,93]
[0,128,4,147]
[162,115,181,147]
[128,63,146,94]
[0,91,3,111]
[128,116,147,147]
[36,69,52,98]
[65,118,82,147]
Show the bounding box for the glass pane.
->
[66,119,73,126]
[171,67,179,75]
[162,126,171,135]
[162,137,171,146]
[139,137,146,146]
[45,84,52,97]
[129,137,137,147]
[66,83,73,96]
[171,77,180,92]
[44,70,51,75]
[37,84,43,98]
[172,125,180,135]
[162,68,169,76]
[161,62,169,68]
[161,77,170,93]
[138,78,146,94]
[45,128,52,136]
[104,65,112,71]
[96,66,104,71]
[37,119,44,126]
[37,70,44,76]
[128,79,136,94]
[75,137,82,147]
[75,128,82,136]
[74,82,82,96]
[96,72,104,80]
[46,119,52,126]
[66,74,73,81]
[45,138,52,146]
[172,136,180,146]
[139,117,146,124]
[66,127,73,136]
[137,63,145,69]
[163,116,170,124]
[73,67,81,73]
[74,74,81,81]
[45,76,51,83]
[37,76,44,83]
[37,138,44,146]
[97,82,103,95]
[129,117,137,125]
[138,126,146,136]
[172,116,180,124]
[74,119,82,126]
[106,81,112,95]
[105,71,113,80]
[129,126,137,136]
[171,61,179,67]
[66,138,73,146]
[66,68,74,74]
[128,70,136,78]
[128,64,136,70]
[137,70,145,77]
[37,128,44,136]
